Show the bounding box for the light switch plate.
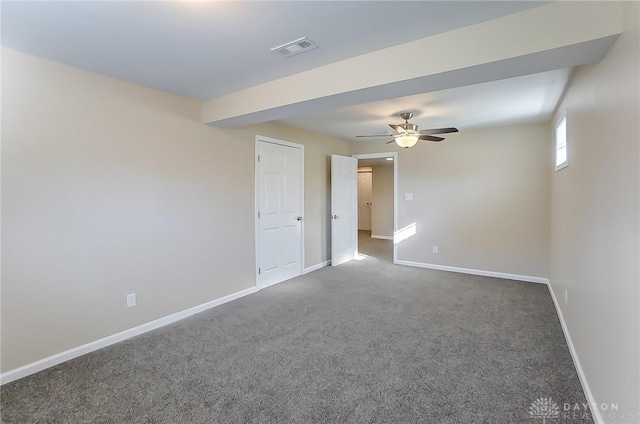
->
[405,193,413,201]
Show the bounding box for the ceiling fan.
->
[356,112,458,148]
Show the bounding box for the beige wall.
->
[371,165,394,238]
[4,6,638,413]
[350,123,552,278]
[549,2,639,421]
[1,48,348,372]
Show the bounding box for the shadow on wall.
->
[324,154,332,257]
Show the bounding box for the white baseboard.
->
[395,260,549,284]
[547,283,603,424]
[304,260,331,274]
[0,286,259,386]
[371,235,393,240]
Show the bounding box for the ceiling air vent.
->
[270,37,318,58]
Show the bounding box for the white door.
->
[331,155,357,266]
[357,172,372,231]
[257,139,303,288]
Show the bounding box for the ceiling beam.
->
[202,2,623,127]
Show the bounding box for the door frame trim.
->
[352,152,398,264]
[255,135,305,289]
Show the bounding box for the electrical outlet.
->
[127,293,137,308]
[433,246,439,254]
[564,289,568,304]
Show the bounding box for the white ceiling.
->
[2,1,583,139]
[1,1,542,100]
[358,158,394,168]
[280,68,573,141]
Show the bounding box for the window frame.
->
[555,113,568,171]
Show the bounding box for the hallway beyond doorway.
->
[358,230,392,262]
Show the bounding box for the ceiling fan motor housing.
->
[399,112,414,121]
[402,123,419,132]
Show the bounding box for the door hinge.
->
[258,267,261,275]
[257,154,261,162]
[258,211,261,219]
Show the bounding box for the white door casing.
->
[358,171,372,231]
[331,154,358,266]
[256,137,304,288]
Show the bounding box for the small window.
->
[555,115,568,170]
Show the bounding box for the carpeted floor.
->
[358,230,393,262]
[1,256,592,423]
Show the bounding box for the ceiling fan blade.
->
[389,124,404,132]
[419,135,445,142]
[356,134,393,138]
[385,139,396,144]
[420,127,458,135]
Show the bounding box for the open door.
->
[331,154,358,266]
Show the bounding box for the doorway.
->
[255,136,304,288]
[354,153,397,262]
[358,170,372,231]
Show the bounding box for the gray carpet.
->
[1,257,592,423]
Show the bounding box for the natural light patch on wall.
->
[394,222,417,244]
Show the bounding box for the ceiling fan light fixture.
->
[356,111,458,146]
[395,134,419,148]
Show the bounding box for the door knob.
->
[296,216,303,221]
